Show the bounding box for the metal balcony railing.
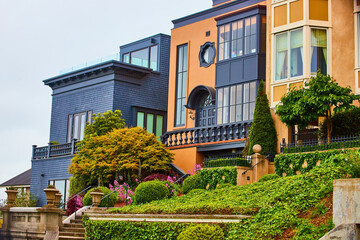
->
[32,139,80,160]
[161,121,251,147]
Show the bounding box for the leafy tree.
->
[319,107,360,138]
[276,72,360,141]
[84,110,125,137]
[248,80,277,155]
[69,127,173,185]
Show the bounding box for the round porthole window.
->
[199,42,216,68]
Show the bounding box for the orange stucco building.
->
[162,0,360,174]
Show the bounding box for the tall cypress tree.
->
[248,80,277,155]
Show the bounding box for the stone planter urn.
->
[44,188,59,206]
[90,191,104,208]
[5,189,18,206]
[55,193,62,207]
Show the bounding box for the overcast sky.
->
[0,0,211,200]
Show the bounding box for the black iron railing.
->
[161,121,251,147]
[242,154,271,175]
[280,135,360,153]
[204,153,250,168]
[32,139,80,160]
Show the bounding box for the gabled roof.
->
[0,169,31,187]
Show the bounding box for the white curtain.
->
[276,33,288,80]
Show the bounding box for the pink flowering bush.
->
[143,173,176,182]
[188,164,202,176]
[66,194,83,216]
[109,180,134,205]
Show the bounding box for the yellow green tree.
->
[69,127,174,185]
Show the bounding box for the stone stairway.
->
[59,214,85,240]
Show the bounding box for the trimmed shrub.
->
[258,174,280,182]
[199,167,237,190]
[182,174,202,194]
[320,107,360,138]
[177,224,225,240]
[134,180,169,204]
[82,187,116,207]
[187,189,206,195]
[216,183,234,189]
[248,80,277,155]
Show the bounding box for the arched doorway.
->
[186,85,216,127]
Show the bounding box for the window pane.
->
[175,44,188,126]
[54,180,66,204]
[230,106,236,122]
[130,48,149,68]
[237,39,243,56]
[223,107,229,124]
[219,26,225,43]
[230,86,236,105]
[150,45,158,71]
[223,87,229,106]
[147,114,154,133]
[231,40,237,58]
[232,22,238,40]
[137,112,144,128]
[311,29,327,75]
[67,115,73,143]
[290,29,303,77]
[217,108,223,124]
[243,103,249,121]
[178,47,183,71]
[182,72,187,96]
[73,115,79,140]
[87,111,92,124]
[224,42,230,59]
[243,83,250,103]
[236,105,242,122]
[251,35,257,53]
[217,88,223,107]
[219,43,224,61]
[183,46,188,71]
[156,115,163,137]
[224,24,230,41]
[236,85,243,104]
[245,36,250,55]
[238,20,243,38]
[123,53,130,63]
[249,102,256,120]
[251,16,257,35]
[245,18,251,36]
[275,32,288,80]
[181,99,186,125]
[80,114,86,140]
[250,82,257,102]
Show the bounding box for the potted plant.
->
[5,187,18,206]
[43,185,59,206]
[90,187,104,208]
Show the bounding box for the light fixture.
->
[189,110,195,120]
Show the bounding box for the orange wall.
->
[331,1,355,91]
[171,147,204,173]
[167,18,217,132]
[167,2,266,132]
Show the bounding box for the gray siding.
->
[30,156,72,206]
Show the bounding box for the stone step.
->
[60,227,85,233]
[70,219,82,224]
[59,232,85,238]
[58,236,85,240]
[63,223,83,228]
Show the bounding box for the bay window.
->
[217,81,257,124]
[136,110,165,141]
[218,15,258,61]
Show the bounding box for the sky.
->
[0,0,212,201]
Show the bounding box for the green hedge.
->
[83,218,230,240]
[274,149,349,176]
[182,174,202,194]
[204,157,250,168]
[199,167,237,190]
[282,140,360,153]
[134,180,169,204]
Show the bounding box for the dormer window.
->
[122,45,158,71]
